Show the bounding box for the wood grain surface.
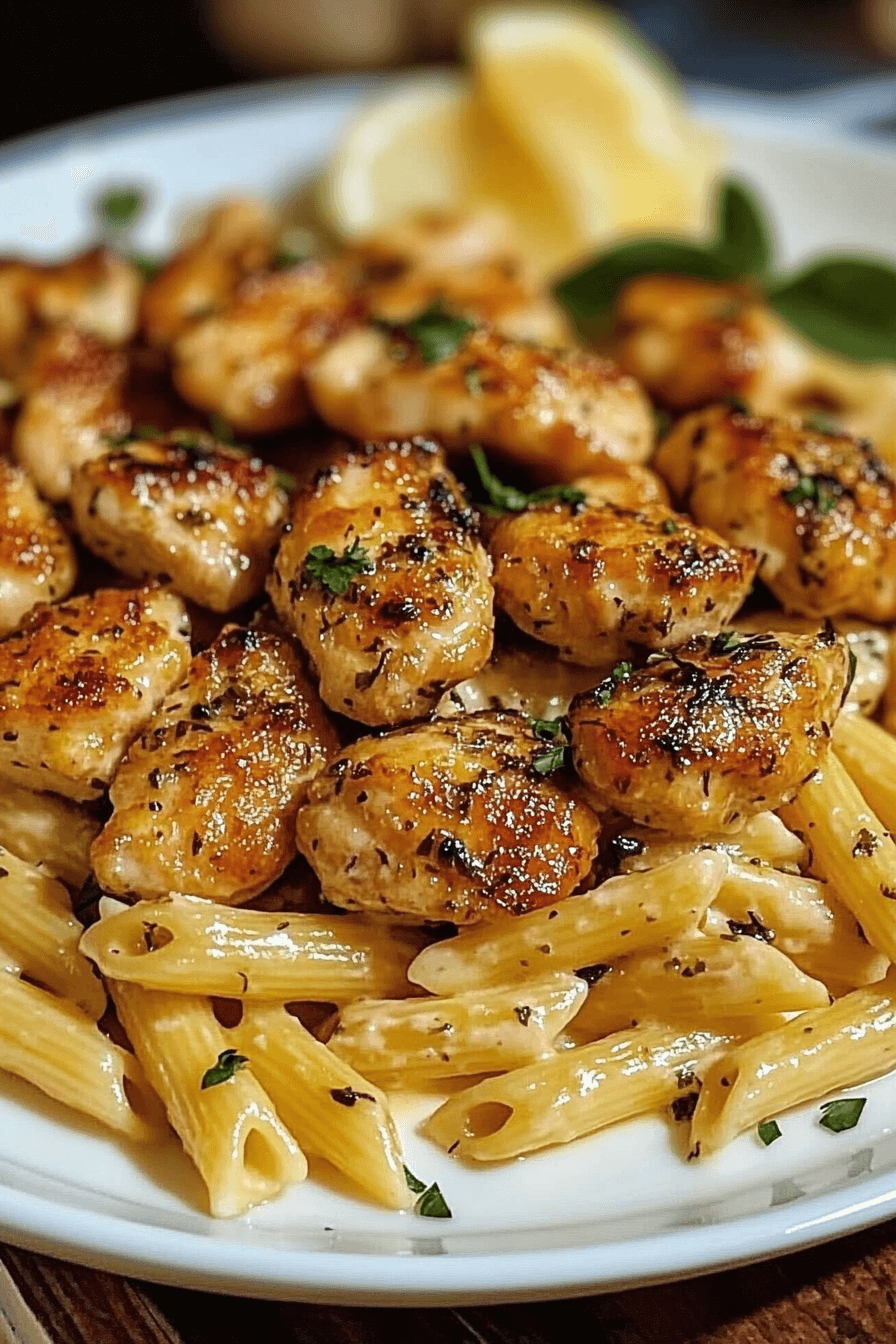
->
[3,1225,896,1344]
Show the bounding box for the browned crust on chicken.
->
[490,501,758,665]
[656,405,896,621]
[70,434,287,611]
[268,437,494,725]
[92,624,339,903]
[0,459,77,635]
[296,710,601,924]
[0,585,191,801]
[568,628,849,835]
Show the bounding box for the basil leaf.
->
[554,238,728,323]
[714,179,773,278]
[768,258,896,363]
[377,300,477,364]
[529,717,565,741]
[404,1164,427,1195]
[97,187,145,230]
[818,1097,866,1133]
[415,1182,452,1218]
[532,742,568,775]
[757,1119,782,1146]
[201,1049,249,1090]
[470,445,585,514]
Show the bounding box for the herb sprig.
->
[596,661,633,707]
[529,716,570,775]
[782,475,839,514]
[376,300,477,364]
[555,177,896,363]
[404,1165,452,1218]
[470,446,586,515]
[303,539,374,596]
[819,1097,866,1133]
[201,1049,249,1090]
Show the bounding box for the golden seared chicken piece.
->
[656,406,896,621]
[436,635,599,720]
[0,459,76,635]
[12,328,128,501]
[296,711,600,924]
[0,782,101,888]
[268,437,493,725]
[92,624,338,903]
[490,501,757,665]
[0,585,190,802]
[568,628,849,835]
[170,261,355,435]
[141,199,274,348]
[307,325,654,482]
[355,212,571,346]
[0,249,141,380]
[734,610,889,716]
[573,463,669,510]
[70,434,287,612]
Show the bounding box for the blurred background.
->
[4,0,896,146]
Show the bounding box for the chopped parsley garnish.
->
[709,630,740,655]
[209,413,236,443]
[843,647,858,706]
[662,518,678,534]
[470,445,586,515]
[97,186,145,229]
[529,716,570,774]
[818,1097,866,1133]
[782,475,838,514]
[129,252,161,280]
[303,539,373,596]
[529,717,565,741]
[596,661,633,707]
[274,469,297,492]
[404,1164,452,1217]
[758,1119,782,1146]
[803,409,842,436]
[200,1049,249,1090]
[377,299,476,364]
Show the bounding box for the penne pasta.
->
[0,962,163,1140]
[233,1002,412,1210]
[409,852,727,997]
[0,847,105,1018]
[691,973,896,1155]
[781,756,896,965]
[571,930,830,1042]
[711,862,888,994]
[833,711,896,835]
[111,982,306,1217]
[0,783,101,889]
[610,812,807,876]
[423,1023,732,1161]
[328,973,588,1085]
[81,895,423,1002]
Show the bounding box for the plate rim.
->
[3,73,896,1303]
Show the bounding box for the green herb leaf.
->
[758,1119,782,1146]
[653,408,672,441]
[818,1097,866,1133]
[209,414,235,444]
[415,1182,452,1218]
[529,717,565,741]
[200,1049,249,1090]
[274,469,297,492]
[470,445,586,514]
[532,743,567,774]
[403,1164,427,1195]
[136,424,163,441]
[128,252,161,281]
[782,475,838,514]
[768,257,896,363]
[803,409,842,436]
[662,518,677,534]
[378,300,477,364]
[710,630,741,655]
[97,186,145,230]
[597,661,634,707]
[303,539,373,596]
[555,237,729,323]
[714,179,773,278]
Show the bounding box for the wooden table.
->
[3,1223,896,1344]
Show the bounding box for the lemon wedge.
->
[318,4,724,275]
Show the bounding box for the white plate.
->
[2,75,896,1306]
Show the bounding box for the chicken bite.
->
[0,585,191,801]
[296,711,601,924]
[307,324,654,482]
[734,610,890,716]
[490,501,757,665]
[568,628,850,835]
[70,433,287,612]
[0,459,76,635]
[268,437,494,725]
[92,625,339,903]
[655,405,896,621]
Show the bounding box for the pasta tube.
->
[712,862,888,993]
[0,847,105,1018]
[571,930,830,1041]
[328,973,587,1085]
[833,712,896,834]
[81,895,423,1002]
[111,982,306,1217]
[781,756,896,964]
[612,812,806,875]
[409,852,727,997]
[0,964,163,1141]
[233,1003,412,1210]
[423,1024,731,1161]
[691,974,896,1154]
